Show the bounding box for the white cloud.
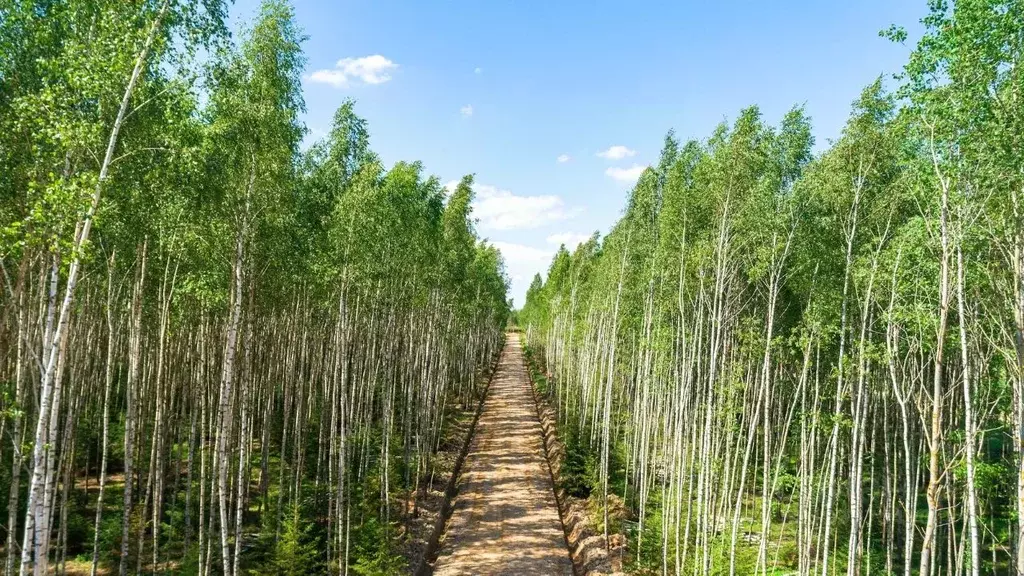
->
[308,55,397,88]
[474,185,578,230]
[606,164,647,183]
[491,241,555,308]
[596,145,637,160]
[491,242,552,265]
[460,104,474,117]
[442,181,579,230]
[557,154,571,163]
[546,232,590,250]
[474,67,483,74]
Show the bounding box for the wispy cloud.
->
[474,67,483,74]
[557,154,571,163]
[474,185,578,230]
[491,242,552,266]
[460,104,474,117]
[546,232,590,249]
[443,182,580,229]
[606,164,647,183]
[596,145,637,160]
[491,241,554,308]
[308,55,397,88]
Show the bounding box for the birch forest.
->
[521,2,1024,575]
[0,1,510,574]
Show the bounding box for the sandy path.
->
[432,336,574,576]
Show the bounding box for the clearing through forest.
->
[432,336,574,575]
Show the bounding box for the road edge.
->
[412,335,503,576]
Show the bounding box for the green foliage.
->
[3,0,1022,574]
[561,425,597,499]
[268,506,323,576]
[519,4,1024,574]
[348,516,405,576]
[1,1,508,574]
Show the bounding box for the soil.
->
[431,337,574,576]
[530,357,627,576]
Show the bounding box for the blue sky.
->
[234,0,925,307]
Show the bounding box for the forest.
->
[0,1,510,575]
[520,1,1024,575]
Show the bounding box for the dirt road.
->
[432,336,574,576]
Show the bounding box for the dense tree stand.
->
[433,336,573,576]
[3,0,1024,574]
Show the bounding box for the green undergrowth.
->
[520,339,874,575]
